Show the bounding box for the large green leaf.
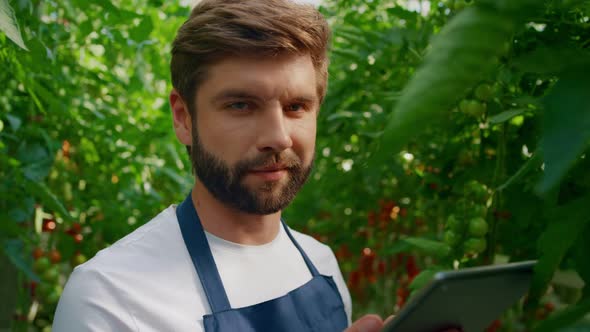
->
[573,224,590,298]
[527,196,590,309]
[0,0,28,50]
[512,46,590,75]
[3,239,39,282]
[537,68,590,194]
[402,237,451,258]
[371,5,515,163]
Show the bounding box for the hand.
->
[344,314,383,332]
[343,314,462,332]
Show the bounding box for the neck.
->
[190,181,281,245]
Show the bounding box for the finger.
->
[383,315,395,325]
[344,314,383,332]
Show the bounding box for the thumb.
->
[344,314,384,332]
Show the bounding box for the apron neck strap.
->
[176,193,322,313]
[177,194,232,312]
[280,221,320,277]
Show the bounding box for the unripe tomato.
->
[471,205,487,218]
[468,217,489,237]
[464,238,487,254]
[46,290,61,304]
[475,84,494,101]
[459,99,486,117]
[38,282,53,298]
[42,267,60,283]
[71,253,88,267]
[446,215,462,232]
[466,181,488,203]
[467,100,486,117]
[34,257,51,273]
[444,230,460,246]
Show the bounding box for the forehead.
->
[196,54,318,102]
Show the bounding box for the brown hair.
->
[170,0,331,115]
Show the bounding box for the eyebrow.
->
[211,89,262,103]
[211,89,317,104]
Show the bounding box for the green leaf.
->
[534,296,590,332]
[0,0,28,50]
[381,241,411,256]
[5,114,21,132]
[512,46,590,75]
[409,269,441,293]
[488,108,528,124]
[537,68,590,194]
[22,177,74,222]
[129,16,154,42]
[3,239,39,282]
[527,196,590,309]
[497,152,542,191]
[370,6,515,163]
[402,237,451,258]
[573,224,590,298]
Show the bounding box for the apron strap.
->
[281,220,320,277]
[177,194,232,313]
[177,193,323,314]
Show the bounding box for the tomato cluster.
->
[456,82,498,120]
[444,181,490,258]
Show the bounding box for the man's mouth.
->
[251,164,288,172]
[249,164,289,181]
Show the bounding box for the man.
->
[53,1,458,331]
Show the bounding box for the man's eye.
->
[286,103,305,112]
[228,102,250,111]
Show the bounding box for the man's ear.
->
[169,89,192,146]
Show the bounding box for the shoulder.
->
[54,205,202,331]
[289,228,338,274]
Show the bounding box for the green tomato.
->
[459,99,471,113]
[444,230,460,246]
[467,100,486,117]
[464,238,487,254]
[71,253,88,267]
[466,181,488,203]
[470,205,487,218]
[459,99,486,118]
[446,215,462,232]
[468,217,489,237]
[46,289,62,304]
[43,267,60,283]
[474,84,493,101]
[34,257,51,273]
[39,284,62,301]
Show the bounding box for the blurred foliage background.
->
[1,0,590,331]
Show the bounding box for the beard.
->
[190,130,314,215]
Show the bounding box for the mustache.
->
[235,152,302,174]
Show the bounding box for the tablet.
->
[382,260,537,332]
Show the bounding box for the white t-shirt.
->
[52,205,352,331]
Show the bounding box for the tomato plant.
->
[1,0,590,331]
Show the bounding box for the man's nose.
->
[256,104,293,153]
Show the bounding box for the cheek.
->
[196,113,256,163]
[291,119,317,163]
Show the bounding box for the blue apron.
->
[176,194,348,331]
